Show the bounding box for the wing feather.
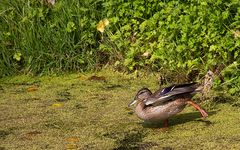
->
[144,83,199,106]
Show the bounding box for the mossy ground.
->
[0,70,239,150]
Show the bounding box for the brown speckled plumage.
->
[129,83,208,127]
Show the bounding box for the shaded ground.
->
[0,70,239,150]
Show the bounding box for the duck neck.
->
[135,102,148,120]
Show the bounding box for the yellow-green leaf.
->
[13,52,22,61]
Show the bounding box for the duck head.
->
[128,88,152,107]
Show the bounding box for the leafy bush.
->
[0,0,239,94]
[220,62,240,96]
[100,0,240,94]
[101,0,239,69]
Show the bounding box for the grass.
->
[0,0,101,77]
[0,70,240,150]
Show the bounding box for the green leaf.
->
[222,11,229,19]
[66,22,76,33]
[13,52,22,61]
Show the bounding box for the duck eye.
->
[139,91,146,95]
[138,90,148,96]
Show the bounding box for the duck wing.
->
[144,82,200,106]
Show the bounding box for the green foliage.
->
[101,0,239,70]
[100,0,240,94]
[221,62,240,96]
[0,0,102,76]
[0,0,239,95]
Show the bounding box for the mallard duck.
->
[128,83,208,127]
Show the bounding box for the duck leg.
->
[163,119,169,128]
[187,100,208,118]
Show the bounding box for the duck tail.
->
[195,85,203,92]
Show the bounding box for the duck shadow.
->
[141,111,217,128]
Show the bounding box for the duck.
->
[128,83,208,127]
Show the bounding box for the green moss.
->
[0,70,239,149]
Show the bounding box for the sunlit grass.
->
[0,70,239,149]
[0,0,102,77]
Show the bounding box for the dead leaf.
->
[97,18,109,33]
[65,144,78,149]
[47,0,55,5]
[66,137,80,142]
[233,30,240,38]
[21,131,41,140]
[26,86,38,92]
[142,51,151,57]
[103,18,109,26]
[78,75,87,80]
[88,75,106,81]
[51,103,63,108]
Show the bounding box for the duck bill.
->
[128,99,137,107]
